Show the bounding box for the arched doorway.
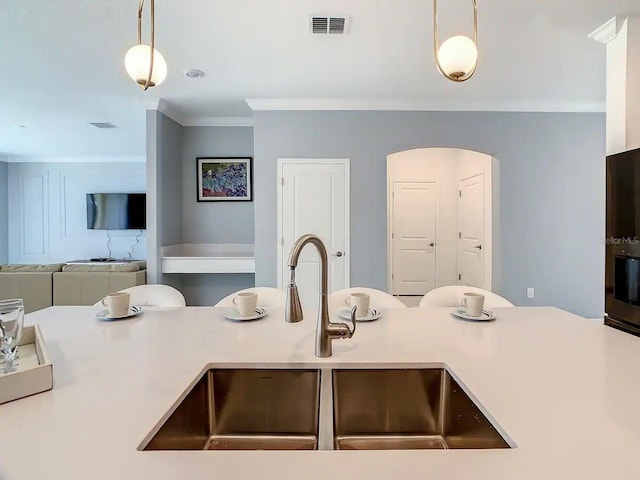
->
[386,148,499,296]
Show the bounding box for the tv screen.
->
[86,193,146,230]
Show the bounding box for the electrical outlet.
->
[527,288,535,299]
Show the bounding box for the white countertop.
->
[160,243,255,273]
[1,306,639,480]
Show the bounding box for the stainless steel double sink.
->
[140,367,513,451]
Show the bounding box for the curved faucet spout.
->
[284,234,355,358]
[288,235,328,266]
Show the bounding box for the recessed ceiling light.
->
[183,69,205,79]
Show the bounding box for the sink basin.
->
[141,368,320,451]
[141,366,511,452]
[332,368,511,450]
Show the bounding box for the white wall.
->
[604,17,640,155]
[387,148,494,291]
[7,161,146,264]
[627,18,640,152]
[607,19,629,155]
[0,159,8,264]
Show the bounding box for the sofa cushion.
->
[61,263,142,273]
[53,270,147,306]
[1,264,64,273]
[0,272,53,313]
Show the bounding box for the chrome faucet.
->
[285,234,356,358]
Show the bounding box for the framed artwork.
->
[197,157,253,202]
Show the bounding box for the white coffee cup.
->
[345,292,371,318]
[101,292,131,317]
[233,292,258,317]
[460,293,484,317]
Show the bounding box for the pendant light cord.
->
[137,0,155,91]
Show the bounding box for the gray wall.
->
[182,127,254,243]
[254,111,606,318]
[146,111,184,285]
[0,161,7,264]
[147,118,256,303]
[181,126,255,305]
[177,273,255,307]
[159,113,185,249]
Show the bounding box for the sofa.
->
[53,262,147,306]
[0,264,64,313]
[0,262,147,313]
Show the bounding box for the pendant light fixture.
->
[433,0,478,82]
[124,0,167,90]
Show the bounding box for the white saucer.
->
[338,308,382,322]
[95,305,143,321]
[224,307,268,322]
[452,308,496,322]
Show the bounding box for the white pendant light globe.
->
[124,44,167,88]
[437,35,478,80]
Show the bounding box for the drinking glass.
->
[0,299,25,374]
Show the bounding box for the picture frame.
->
[197,157,253,202]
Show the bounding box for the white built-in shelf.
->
[161,243,255,274]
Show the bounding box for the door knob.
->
[332,251,344,258]
[474,245,482,250]
[429,243,435,247]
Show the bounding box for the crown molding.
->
[141,98,162,110]
[245,98,605,113]
[589,17,622,44]
[142,100,253,127]
[181,116,254,127]
[143,99,186,125]
[6,156,145,164]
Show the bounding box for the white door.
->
[458,173,484,287]
[391,182,437,295]
[278,160,350,310]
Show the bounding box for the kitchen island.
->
[0,306,639,480]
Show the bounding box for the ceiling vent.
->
[90,122,118,129]
[309,15,350,35]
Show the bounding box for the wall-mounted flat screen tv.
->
[86,193,146,230]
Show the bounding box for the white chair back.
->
[329,287,407,312]
[215,287,285,308]
[419,286,514,308]
[93,284,186,308]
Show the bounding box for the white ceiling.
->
[0,0,637,157]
